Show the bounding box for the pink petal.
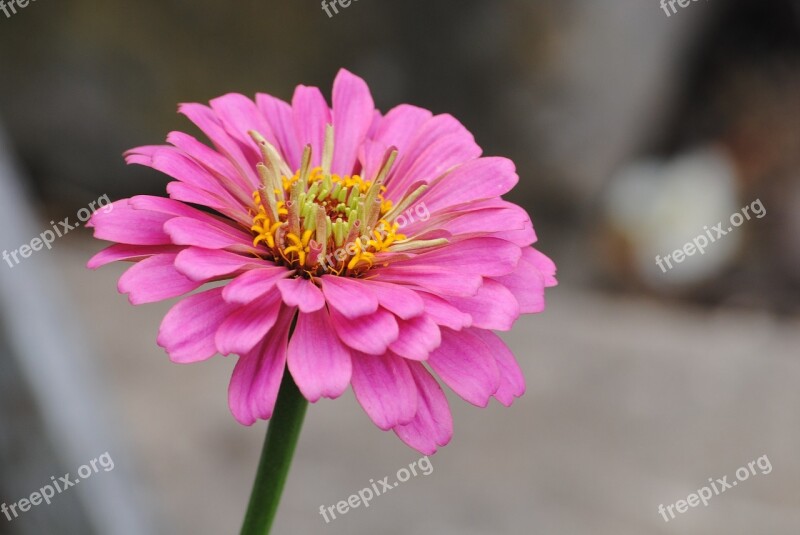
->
[395,132,482,194]
[128,195,218,217]
[445,279,520,331]
[360,279,425,320]
[287,308,352,402]
[427,328,501,407]
[292,85,331,167]
[330,307,399,355]
[209,93,277,160]
[163,216,257,252]
[471,329,525,406]
[358,139,391,185]
[405,205,534,247]
[385,114,478,200]
[222,267,292,305]
[123,145,159,163]
[418,292,473,330]
[215,290,283,356]
[276,277,325,313]
[389,315,441,361]
[228,306,294,425]
[367,108,382,138]
[255,93,301,170]
[351,351,417,430]
[157,288,239,363]
[166,182,244,222]
[373,104,432,156]
[166,131,243,188]
[130,146,241,211]
[491,246,555,314]
[394,361,453,454]
[88,199,173,245]
[331,69,375,174]
[320,275,378,319]
[527,247,558,287]
[421,157,518,213]
[388,114,468,178]
[390,238,521,277]
[118,253,202,305]
[178,102,259,190]
[372,265,482,297]
[87,244,184,269]
[174,247,269,282]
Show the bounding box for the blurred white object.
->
[0,123,153,535]
[604,146,742,289]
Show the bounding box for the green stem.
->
[240,369,308,535]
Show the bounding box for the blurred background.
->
[1,0,799,533]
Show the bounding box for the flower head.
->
[88,69,556,454]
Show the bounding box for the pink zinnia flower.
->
[88,69,556,454]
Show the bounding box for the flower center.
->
[247,126,437,278]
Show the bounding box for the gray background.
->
[1,0,800,533]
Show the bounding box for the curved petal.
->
[444,279,520,331]
[373,104,432,156]
[118,253,202,305]
[88,244,184,269]
[389,314,441,361]
[394,361,453,454]
[287,308,352,402]
[331,69,375,174]
[491,246,555,314]
[228,306,294,425]
[442,210,534,248]
[358,139,391,184]
[351,351,417,430]
[395,132,481,194]
[418,292,473,330]
[421,157,518,213]
[526,247,558,287]
[164,216,257,252]
[88,199,173,245]
[174,247,270,282]
[427,328,500,407]
[276,277,325,313]
[256,93,301,169]
[215,290,283,356]
[360,279,425,320]
[126,146,215,192]
[385,114,478,200]
[320,275,379,319]
[178,102,259,190]
[292,85,331,167]
[209,93,277,159]
[157,288,239,363]
[166,181,246,224]
[165,131,244,189]
[471,329,525,406]
[222,267,292,305]
[330,307,399,355]
[389,238,521,277]
[128,146,244,215]
[371,265,482,297]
